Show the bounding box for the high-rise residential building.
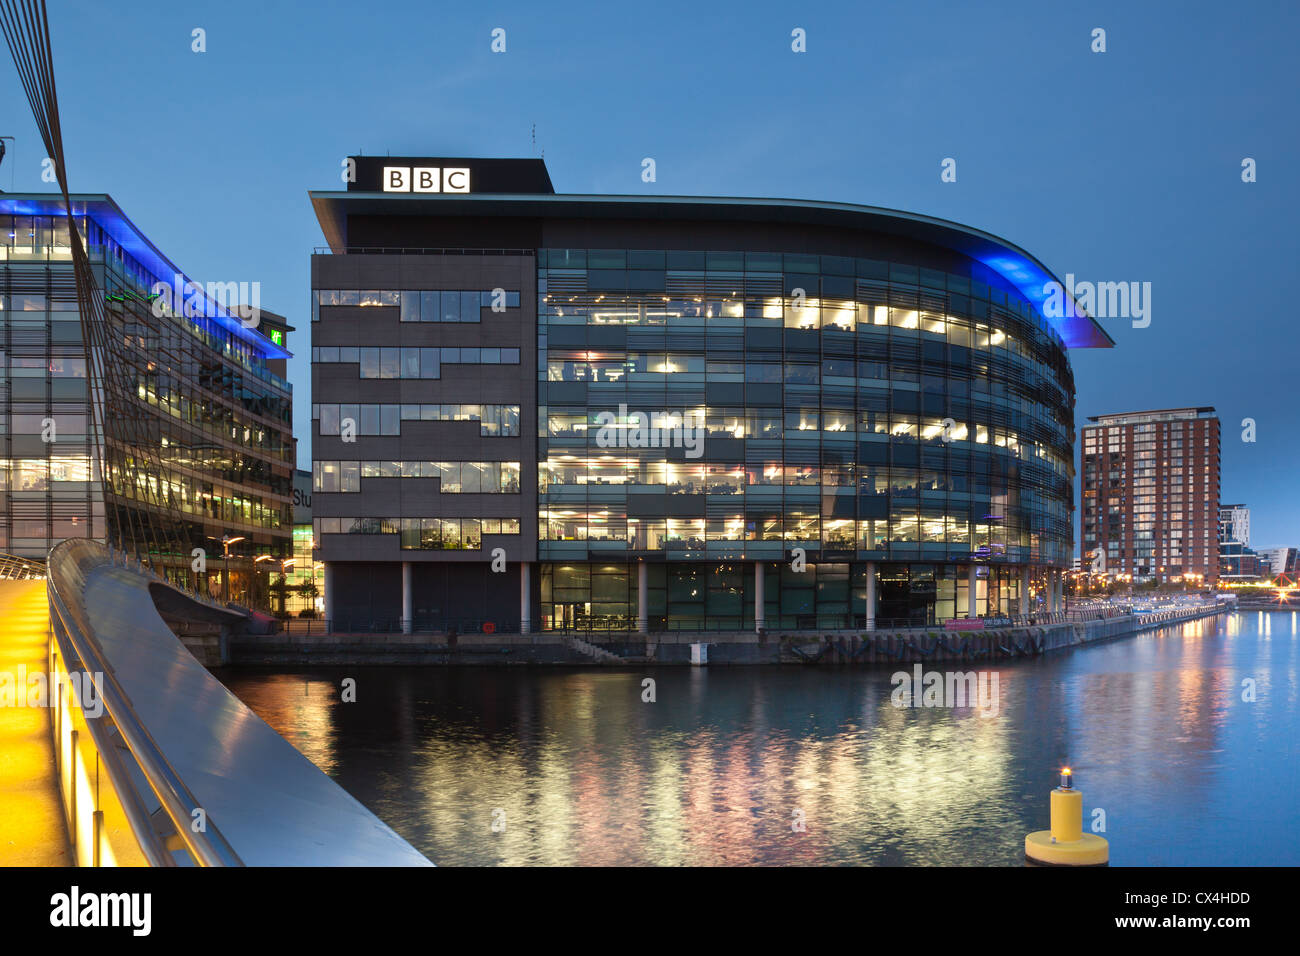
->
[1080,407,1220,584]
[310,156,1113,632]
[0,195,294,599]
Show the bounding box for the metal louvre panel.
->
[653,269,696,292]
[887,287,921,309]
[9,328,46,346]
[743,273,781,295]
[704,275,741,296]
[545,272,587,293]
[667,330,704,350]
[3,266,49,293]
[855,278,889,301]
[919,292,947,312]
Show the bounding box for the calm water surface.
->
[215,611,1299,866]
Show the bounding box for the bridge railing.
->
[46,538,244,866]
[0,551,46,580]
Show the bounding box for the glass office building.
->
[311,158,1111,631]
[0,195,294,596]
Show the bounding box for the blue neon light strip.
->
[0,194,291,360]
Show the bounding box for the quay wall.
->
[225,603,1228,667]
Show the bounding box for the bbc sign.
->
[383,166,470,193]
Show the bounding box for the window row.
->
[539,514,1014,547]
[314,516,521,550]
[547,409,1024,447]
[313,346,521,378]
[537,460,1051,494]
[313,289,520,322]
[315,404,519,437]
[314,460,521,494]
[544,297,1041,341]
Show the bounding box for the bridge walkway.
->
[0,580,69,865]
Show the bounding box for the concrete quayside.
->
[222,600,1229,666]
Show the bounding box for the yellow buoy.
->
[1024,768,1108,866]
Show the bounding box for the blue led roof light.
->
[0,194,291,360]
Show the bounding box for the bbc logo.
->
[382,166,471,193]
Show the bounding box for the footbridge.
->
[0,540,431,867]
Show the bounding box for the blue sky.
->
[4,0,1297,548]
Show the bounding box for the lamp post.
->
[257,554,295,616]
[219,535,244,604]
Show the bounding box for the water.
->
[215,611,1300,866]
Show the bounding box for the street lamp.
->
[257,554,295,616]
[219,535,244,604]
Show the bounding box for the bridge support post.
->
[754,561,765,635]
[967,564,978,619]
[401,562,412,634]
[1021,565,1031,616]
[323,562,334,633]
[636,560,647,633]
[520,561,531,635]
[865,560,876,631]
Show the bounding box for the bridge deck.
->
[0,580,69,865]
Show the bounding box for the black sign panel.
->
[346,157,554,194]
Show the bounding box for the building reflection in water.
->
[215,611,1299,866]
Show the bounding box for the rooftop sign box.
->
[346,156,554,195]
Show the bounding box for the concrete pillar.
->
[1021,565,1031,616]
[754,561,766,634]
[865,560,877,631]
[401,561,412,634]
[323,562,335,633]
[636,560,648,633]
[520,561,532,635]
[1050,570,1060,613]
[967,564,978,618]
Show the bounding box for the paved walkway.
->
[0,580,69,866]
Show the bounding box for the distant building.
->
[1258,547,1300,578]
[1219,541,1270,582]
[1218,503,1250,546]
[1217,504,1269,581]
[277,468,320,616]
[1080,408,1220,584]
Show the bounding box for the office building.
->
[310,157,1113,631]
[0,195,294,598]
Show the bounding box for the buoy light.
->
[1060,767,1073,789]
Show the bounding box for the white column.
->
[401,561,412,634]
[637,560,648,633]
[754,561,766,634]
[1021,565,1031,616]
[520,561,532,634]
[967,564,978,618]
[323,562,335,632]
[865,560,876,631]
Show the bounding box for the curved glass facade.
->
[537,248,1076,629]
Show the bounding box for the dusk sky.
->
[4,0,1296,549]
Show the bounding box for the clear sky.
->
[3,0,1297,549]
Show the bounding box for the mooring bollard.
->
[1024,767,1108,866]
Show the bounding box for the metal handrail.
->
[47,538,244,866]
[0,551,47,580]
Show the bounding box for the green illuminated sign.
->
[269,328,283,346]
